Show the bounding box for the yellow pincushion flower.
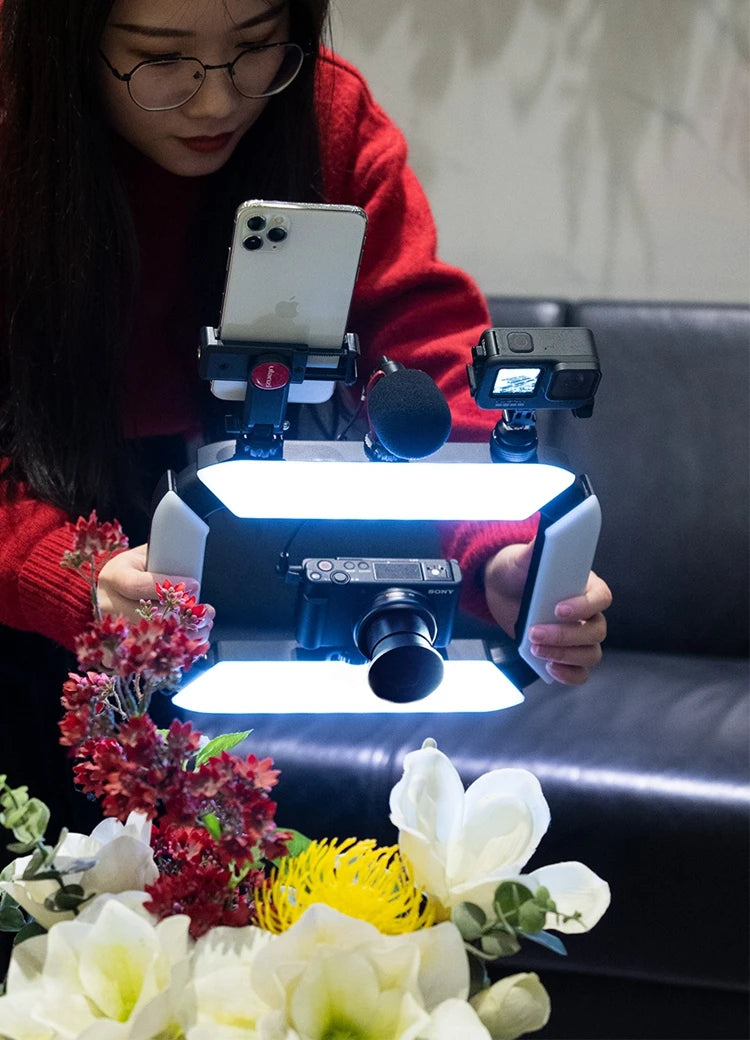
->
[255,837,435,935]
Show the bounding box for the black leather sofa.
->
[183,297,750,1040]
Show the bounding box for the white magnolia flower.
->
[0,893,193,1039]
[186,923,274,1037]
[418,998,492,1039]
[251,904,470,1040]
[470,973,551,1040]
[0,810,158,930]
[389,745,610,931]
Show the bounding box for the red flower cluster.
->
[60,510,128,573]
[145,825,268,938]
[58,511,291,938]
[69,713,290,934]
[59,671,117,748]
[75,613,210,691]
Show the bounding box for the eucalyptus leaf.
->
[494,880,535,921]
[21,847,51,880]
[523,929,568,956]
[0,905,26,932]
[480,931,521,958]
[462,943,506,962]
[452,901,487,941]
[0,890,20,910]
[467,948,490,997]
[0,783,29,815]
[53,886,87,911]
[9,798,50,845]
[12,920,46,946]
[518,901,547,934]
[195,731,252,767]
[5,838,39,855]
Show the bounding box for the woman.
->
[0,0,610,831]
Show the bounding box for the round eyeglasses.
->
[99,42,305,112]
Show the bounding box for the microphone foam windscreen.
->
[368,369,452,459]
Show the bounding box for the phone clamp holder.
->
[198,326,360,459]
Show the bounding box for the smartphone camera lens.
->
[243,235,264,251]
[267,226,288,243]
[247,215,266,232]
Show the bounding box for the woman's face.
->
[99,0,290,176]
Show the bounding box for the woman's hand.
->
[483,541,612,685]
[97,544,213,630]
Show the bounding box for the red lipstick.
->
[179,133,233,154]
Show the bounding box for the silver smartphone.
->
[215,199,368,403]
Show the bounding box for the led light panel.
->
[174,659,524,714]
[197,458,574,521]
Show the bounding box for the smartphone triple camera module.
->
[242,209,290,251]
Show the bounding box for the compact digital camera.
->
[467,327,601,417]
[290,557,462,702]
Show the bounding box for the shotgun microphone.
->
[364,358,452,461]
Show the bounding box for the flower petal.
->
[419,998,492,1039]
[390,748,465,851]
[252,905,382,1009]
[470,973,551,1040]
[289,951,381,1038]
[460,770,550,872]
[83,834,158,894]
[399,921,470,1010]
[397,830,453,906]
[525,862,611,932]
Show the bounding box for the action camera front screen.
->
[492,367,541,396]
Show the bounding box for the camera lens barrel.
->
[355,592,443,702]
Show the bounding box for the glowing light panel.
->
[197,458,574,520]
[173,659,524,714]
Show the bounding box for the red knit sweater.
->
[0,53,537,649]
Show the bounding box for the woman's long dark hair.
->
[0,0,329,516]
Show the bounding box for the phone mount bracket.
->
[198,326,360,459]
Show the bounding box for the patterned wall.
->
[333,0,749,301]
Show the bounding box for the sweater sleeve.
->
[0,474,92,649]
[317,56,539,615]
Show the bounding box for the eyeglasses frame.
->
[98,41,306,111]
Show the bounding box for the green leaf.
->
[462,942,507,962]
[6,838,39,855]
[194,731,252,767]
[523,929,568,956]
[21,847,52,880]
[11,799,50,845]
[494,880,535,923]
[452,901,488,941]
[467,948,490,998]
[201,813,222,840]
[51,885,87,912]
[0,782,29,814]
[532,886,558,914]
[480,931,521,958]
[0,905,26,932]
[518,901,547,935]
[276,828,312,862]
[12,920,46,946]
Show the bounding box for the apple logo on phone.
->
[275,297,299,320]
